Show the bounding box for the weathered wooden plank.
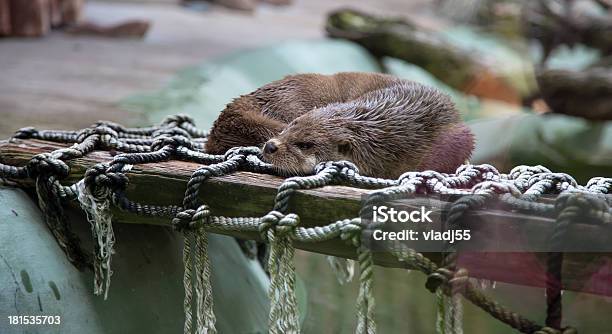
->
[0,0,11,36]
[9,0,51,37]
[59,0,82,25]
[49,0,62,28]
[0,139,373,264]
[2,138,612,296]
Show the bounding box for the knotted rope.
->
[260,211,301,334]
[173,205,217,334]
[3,115,612,334]
[341,219,376,334]
[79,162,132,299]
[28,152,90,270]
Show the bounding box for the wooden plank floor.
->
[0,0,432,138]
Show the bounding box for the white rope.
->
[76,180,115,300]
[194,228,217,334]
[326,256,355,285]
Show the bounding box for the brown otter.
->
[205,72,400,153]
[205,72,474,178]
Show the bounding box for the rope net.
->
[1,114,611,334]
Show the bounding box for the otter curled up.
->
[205,72,474,179]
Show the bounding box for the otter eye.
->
[294,141,314,150]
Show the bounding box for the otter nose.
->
[264,141,278,154]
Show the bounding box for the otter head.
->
[262,111,353,175]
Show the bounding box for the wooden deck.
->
[0,0,432,138]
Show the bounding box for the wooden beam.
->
[49,0,62,28]
[59,0,82,25]
[0,0,11,36]
[9,0,51,37]
[2,139,612,297]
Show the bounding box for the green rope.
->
[178,207,217,334]
[390,242,543,333]
[182,230,195,334]
[356,245,376,334]
[436,289,449,334]
[261,211,300,334]
[340,220,377,334]
[449,294,464,334]
[449,269,468,334]
[194,228,216,334]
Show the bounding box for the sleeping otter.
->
[205,72,474,178]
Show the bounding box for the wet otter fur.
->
[205,72,474,178]
[205,72,399,153]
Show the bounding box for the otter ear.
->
[337,140,352,157]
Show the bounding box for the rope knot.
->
[162,114,195,127]
[586,177,612,194]
[399,170,447,189]
[472,181,521,196]
[152,127,192,139]
[276,213,299,236]
[27,153,70,178]
[454,164,501,186]
[151,135,192,151]
[14,126,39,139]
[77,125,119,143]
[555,193,608,219]
[449,268,469,295]
[532,326,578,334]
[259,211,299,240]
[93,125,119,138]
[262,210,301,333]
[528,173,578,191]
[172,205,210,231]
[471,164,500,175]
[340,219,363,247]
[456,164,499,176]
[425,267,454,293]
[172,209,195,231]
[84,163,106,186]
[315,160,359,175]
[397,171,425,187]
[224,146,261,161]
[84,162,107,181]
[84,163,128,194]
[509,165,551,180]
